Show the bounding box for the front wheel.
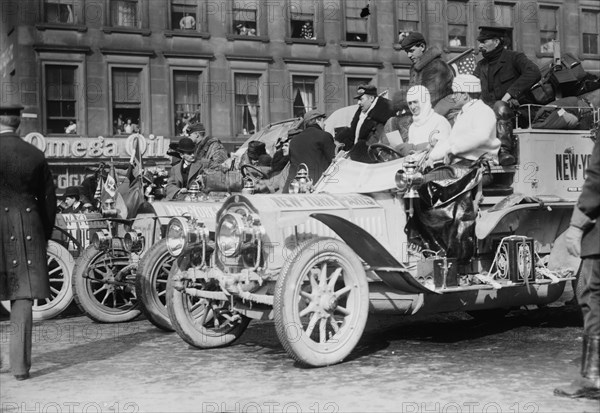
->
[1,240,75,320]
[166,257,250,348]
[72,242,141,323]
[136,239,175,331]
[274,237,369,367]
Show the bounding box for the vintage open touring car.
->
[162,105,598,367]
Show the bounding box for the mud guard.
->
[310,213,436,295]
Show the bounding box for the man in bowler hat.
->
[0,104,57,380]
[165,137,205,200]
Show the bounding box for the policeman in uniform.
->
[554,138,600,400]
[474,26,541,166]
[0,104,57,380]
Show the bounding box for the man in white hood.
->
[429,74,499,164]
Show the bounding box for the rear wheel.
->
[166,257,250,348]
[1,240,74,320]
[136,239,175,331]
[72,241,140,323]
[274,237,369,367]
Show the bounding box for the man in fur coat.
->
[337,84,394,163]
[0,104,57,380]
[400,31,454,109]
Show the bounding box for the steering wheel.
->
[240,163,268,180]
[368,143,403,162]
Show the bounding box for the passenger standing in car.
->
[59,186,84,213]
[555,138,600,400]
[0,104,57,381]
[283,110,336,193]
[474,26,541,166]
[399,31,454,110]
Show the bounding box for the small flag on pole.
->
[449,48,477,76]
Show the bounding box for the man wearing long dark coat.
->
[0,104,57,380]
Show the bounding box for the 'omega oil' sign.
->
[22,133,170,159]
[555,152,592,181]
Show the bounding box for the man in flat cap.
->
[187,122,228,172]
[399,31,454,110]
[283,110,336,192]
[474,26,541,165]
[0,104,57,380]
[337,84,393,163]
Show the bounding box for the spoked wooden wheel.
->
[136,239,175,331]
[274,237,369,367]
[167,257,250,348]
[1,240,74,320]
[72,242,140,323]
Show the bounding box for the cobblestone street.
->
[1,301,598,413]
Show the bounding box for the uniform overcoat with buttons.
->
[0,131,57,300]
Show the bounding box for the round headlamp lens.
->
[217,213,243,257]
[166,218,187,256]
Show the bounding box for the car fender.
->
[311,213,436,295]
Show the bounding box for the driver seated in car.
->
[428,74,499,165]
[165,137,205,200]
[394,85,451,159]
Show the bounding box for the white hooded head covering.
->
[406,85,433,127]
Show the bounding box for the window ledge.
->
[36,23,88,32]
[340,41,379,49]
[102,26,152,36]
[164,30,211,39]
[284,37,326,46]
[226,34,270,43]
[580,53,600,60]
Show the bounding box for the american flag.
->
[449,49,477,76]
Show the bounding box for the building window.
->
[44,0,75,23]
[345,1,368,42]
[292,76,317,117]
[539,6,558,54]
[397,0,419,35]
[171,1,198,31]
[398,78,410,98]
[447,1,468,48]
[112,68,141,135]
[582,10,599,55]
[235,74,261,135]
[290,0,316,39]
[173,71,202,136]
[347,77,372,105]
[46,65,77,134]
[493,2,514,49]
[111,0,140,28]
[233,2,257,36]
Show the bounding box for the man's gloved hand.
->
[565,225,583,257]
[395,143,416,157]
